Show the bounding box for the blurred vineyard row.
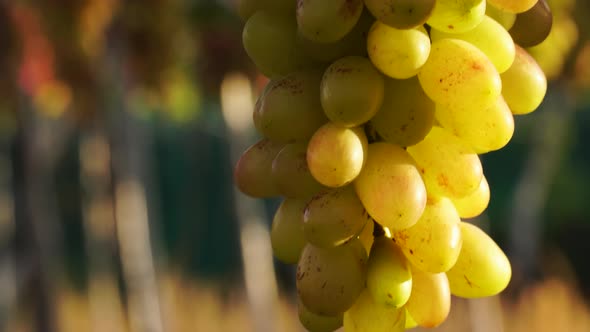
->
[0,0,589,331]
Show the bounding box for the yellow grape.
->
[238,0,295,21]
[297,239,367,315]
[296,0,364,43]
[446,222,512,298]
[367,22,430,79]
[435,96,515,154]
[357,220,374,255]
[272,143,326,199]
[418,38,502,111]
[320,56,385,127]
[343,288,406,332]
[370,76,435,147]
[303,186,369,248]
[367,237,413,308]
[407,126,483,199]
[364,0,436,29]
[430,15,516,73]
[307,124,368,187]
[392,197,462,273]
[501,45,547,115]
[487,0,537,13]
[405,270,451,328]
[426,0,486,33]
[486,4,517,30]
[451,175,490,219]
[270,198,308,264]
[234,138,283,198]
[354,142,427,231]
[298,299,343,332]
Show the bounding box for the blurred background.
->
[0,0,589,331]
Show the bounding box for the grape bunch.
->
[234,0,552,331]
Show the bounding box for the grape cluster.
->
[234,1,552,331]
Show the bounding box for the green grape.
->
[307,124,368,187]
[234,138,283,198]
[270,198,308,264]
[357,220,374,255]
[367,22,430,79]
[405,309,418,329]
[272,143,326,199]
[303,186,369,248]
[446,222,512,298]
[296,0,364,43]
[486,4,517,30]
[297,10,374,63]
[297,239,367,315]
[435,96,515,154]
[298,299,343,332]
[354,142,427,231]
[392,197,462,273]
[501,45,547,115]
[451,175,490,219]
[238,0,296,21]
[343,288,406,332]
[509,0,553,48]
[243,11,312,78]
[487,0,537,13]
[418,38,502,111]
[363,0,436,29]
[320,56,385,127]
[405,270,451,328]
[430,15,516,73]
[254,70,328,142]
[426,0,486,33]
[407,126,483,199]
[366,237,412,308]
[370,76,435,147]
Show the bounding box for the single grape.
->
[446,222,512,298]
[407,126,483,199]
[451,175,490,219]
[303,186,369,248]
[343,288,406,332]
[501,45,547,115]
[298,299,343,332]
[297,239,367,315]
[272,143,326,199]
[354,142,427,231]
[426,0,486,33]
[485,4,517,30]
[487,0,537,13]
[296,0,364,43]
[254,70,328,142]
[307,124,368,188]
[320,56,385,127]
[270,198,308,264]
[405,270,451,328]
[509,0,553,48]
[363,0,436,29]
[234,138,283,198]
[392,197,462,273]
[366,237,412,308]
[370,76,435,147]
[367,22,430,79]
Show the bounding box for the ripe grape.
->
[501,45,547,114]
[426,0,486,33]
[451,175,490,219]
[354,142,427,231]
[271,143,326,199]
[234,138,283,198]
[320,56,385,127]
[296,0,364,43]
[509,0,553,48]
[270,198,308,264]
[487,0,537,13]
[486,4,517,30]
[298,299,343,332]
[363,0,436,29]
[405,270,451,328]
[343,288,406,332]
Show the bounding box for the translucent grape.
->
[487,0,537,13]
[254,70,328,142]
[303,186,369,248]
[418,38,502,111]
[451,175,490,219]
[272,143,326,199]
[366,237,412,308]
[320,56,384,127]
[343,289,406,332]
[367,22,430,79]
[392,197,462,273]
[307,124,368,187]
[270,198,308,264]
[370,76,435,147]
[234,138,283,198]
[501,45,547,115]
[446,222,512,298]
[405,270,451,328]
[298,299,343,332]
[407,126,483,199]
[296,0,364,43]
[430,15,516,73]
[354,142,427,231]
[297,239,367,315]
[426,0,486,33]
[435,96,515,154]
[363,0,436,29]
[509,0,553,48]
[486,4,517,30]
